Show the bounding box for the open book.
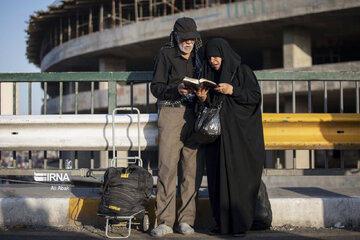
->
[182,77,217,89]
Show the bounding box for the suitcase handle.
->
[111,107,143,168]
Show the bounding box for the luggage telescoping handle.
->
[111,107,143,168]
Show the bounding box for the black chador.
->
[201,38,265,234]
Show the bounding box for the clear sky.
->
[0,0,55,114]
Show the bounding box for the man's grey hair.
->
[161,31,203,79]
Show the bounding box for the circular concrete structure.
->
[27,0,360,72]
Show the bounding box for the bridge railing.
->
[0,71,359,178]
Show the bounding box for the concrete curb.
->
[271,197,360,228]
[0,186,359,228]
[0,198,69,226]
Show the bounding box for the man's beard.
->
[178,42,194,54]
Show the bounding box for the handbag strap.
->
[230,68,237,83]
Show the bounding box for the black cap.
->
[173,17,200,40]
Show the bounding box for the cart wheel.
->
[141,214,150,232]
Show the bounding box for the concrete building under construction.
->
[27,0,360,72]
[26,0,360,112]
[24,0,360,169]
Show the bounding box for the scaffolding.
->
[26,0,236,67]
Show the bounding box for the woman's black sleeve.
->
[231,65,261,105]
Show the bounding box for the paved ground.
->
[1,226,360,240]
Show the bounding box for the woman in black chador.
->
[196,38,265,235]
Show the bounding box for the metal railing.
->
[0,71,359,177]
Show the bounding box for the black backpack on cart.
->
[97,107,153,238]
[98,165,153,218]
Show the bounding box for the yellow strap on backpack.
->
[121,173,129,178]
[108,205,121,211]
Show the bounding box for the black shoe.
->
[208,226,221,235]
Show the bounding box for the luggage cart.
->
[100,107,150,239]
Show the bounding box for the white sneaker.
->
[177,222,195,235]
[150,224,173,237]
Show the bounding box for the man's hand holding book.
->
[181,77,217,102]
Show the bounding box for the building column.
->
[99,57,126,71]
[1,83,18,166]
[99,56,126,88]
[283,27,313,169]
[0,83,18,115]
[283,98,315,169]
[98,57,127,168]
[283,27,312,68]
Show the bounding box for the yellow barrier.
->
[263,114,360,150]
[67,198,103,225]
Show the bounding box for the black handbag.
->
[251,180,273,230]
[194,103,221,144]
[194,70,237,144]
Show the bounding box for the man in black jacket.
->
[150,17,202,237]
